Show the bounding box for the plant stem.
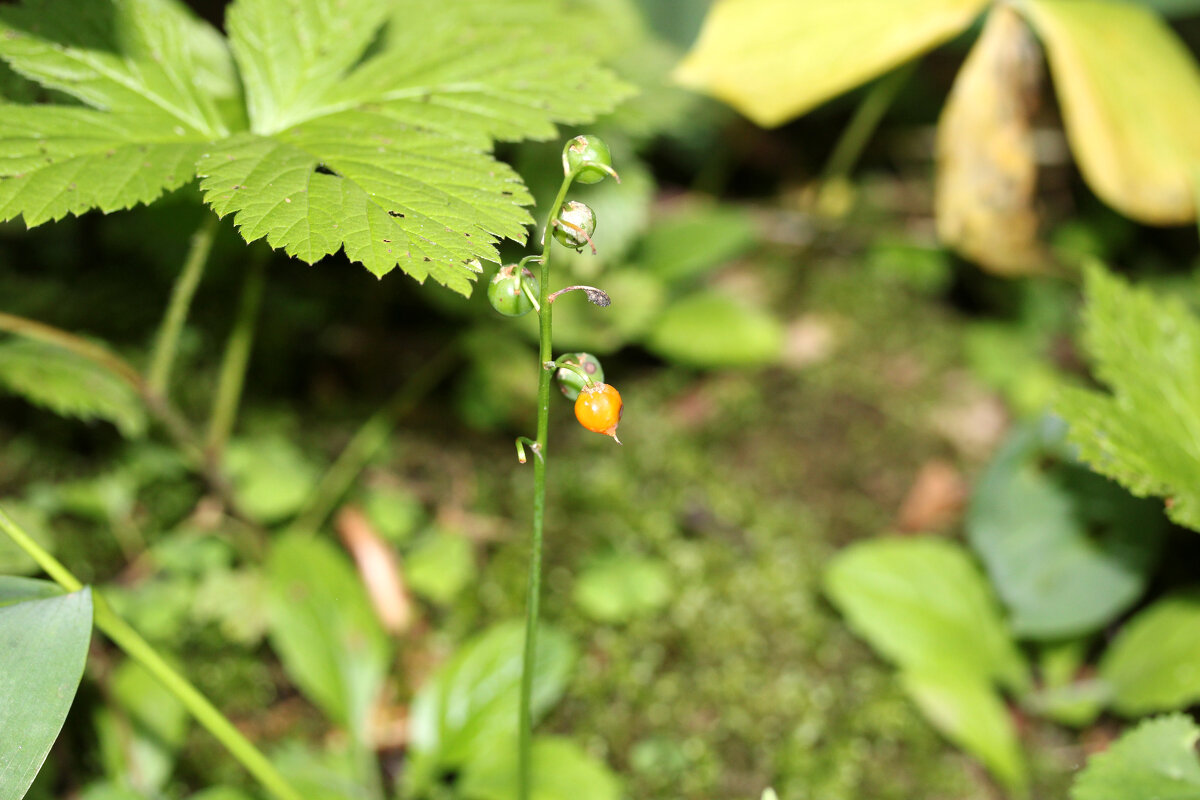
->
[0,506,302,800]
[148,214,220,398]
[206,253,267,459]
[0,311,142,386]
[290,343,458,536]
[820,62,916,184]
[518,170,576,800]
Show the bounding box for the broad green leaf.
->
[407,621,575,781]
[459,736,622,800]
[266,532,390,738]
[0,0,632,294]
[573,555,672,623]
[647,291,783,367]
[1023,0,1200,223]
[967,424,1165,639]
[1098,591,1200,716]
[1070,715,1200,800]
[674,0,989,127]
[823,536,1027,692]
[1056,265,1200,531]
[0,338,146,436]
[272,740,374,800]
[225,435,319,524]
[901,670,1027,795]
[0,588,93,800]
[404,531,475,606]
[0,575,62,606]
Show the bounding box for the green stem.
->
[820,62,916,184]
[206,254,267,459]
[148,214,220,397]
[518,170,576,800]
[290,343,457,536]
[0,506,302,800]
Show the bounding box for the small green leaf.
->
[95,659,188,794]
[1098,590,1200,716]
[674,0,989,126]
[266,532,390,738]
[901,670,1027,795]
[638,206,757,283]
[0,339,146,436]
[407,621,575,777]
[459,736,621,800]
[0,588,93,800]
[225,435,319,524]
[404,531,475,606]
[967,423,1165,639]
[647,291,783,368]
[823,536,1027,692]
[573,555,672,624]
[1056,265,1200,531]
[1070,715,1200,800]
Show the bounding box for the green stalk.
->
[0,506,302,800]
[148,214,220,397]
[518,170,576,800]
[206,254,267,458]
[290,343,458,536]
[820,62,916,184]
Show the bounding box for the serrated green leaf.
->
[1056,264,1200,531]
[1099,590,1200,716]
[0,588,93,800]
[0,338,146,436]
[823,536,1028,692]
[1070,715,1200,800]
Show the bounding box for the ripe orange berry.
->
[574,383,622,443]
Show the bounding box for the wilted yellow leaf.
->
[673,0,989,127]
[1023,0,1200,224]
[937,4,1048,274]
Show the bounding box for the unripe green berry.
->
[563,135,614,184]
[552,200,597,251]
[487,264,539,317]
[555,352,604,401]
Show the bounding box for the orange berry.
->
[574,383,623,443]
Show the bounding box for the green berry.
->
[555,352,604,401]
[563,135,614,184]
[487,265,539,317]
[552,200,597,251]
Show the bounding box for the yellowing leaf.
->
[674,0,988,127]
[936,5,1048,275]
[1023,0,1200,224]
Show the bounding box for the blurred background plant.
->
[5,0,1200,799]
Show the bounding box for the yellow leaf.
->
[1023,0,1200,224]
[936,4,1048,275]
[673,0,989,127]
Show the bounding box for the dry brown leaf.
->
[336,505,414,635]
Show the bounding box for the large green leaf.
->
[674,0,989,126]
[0,588,93,800]
[0,339,146,437]
[1098,591,1200,716]
[406,621,575,786]
[823,536,1027,692]
[265,532,390,739]
[0,575,63,606]
[459,736,621,800]
[0,0,632,294]
[1071,715,1200,800]
[1022,0,1200,224]
[647,291,783,368]
[1056,265,1200,532]
[901,670,1027,795]
[967,423,1165,639]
